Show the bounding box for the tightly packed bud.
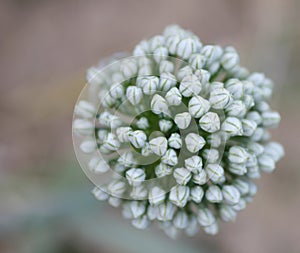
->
[73,25,284,238]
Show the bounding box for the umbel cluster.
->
[73,25,284,238]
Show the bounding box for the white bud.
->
[129,201,146,218]
[206,185,223,203]
[116,127,132,142]
[103,133,120,151]
[147,205,157,220]
[243,95,254,110]
[210,81,224,91]
[169,185,190,208]
[86,67,105,86]
[258,154,275,173]
[185,155,203,173]
[179,74,202,97]
[153,46,168,63]
[225,79,244,99]
[264,142,284,162]
[204,222,218,235]
[201,45,223,65]
[75,100,97,118]
[108,180,126,196]
[195,69,211,85]
[126,86,143,105]
[189,53,207,69]
[262,111,281,128]
[251,127,264,142]
[225,100,247,118]
[173,168,192,185]
[168,133,182,149]
[80,140,97,153]
[219,205,237,222]
[221,117,243,136]
[121,59,138,79]
[139,76,158,95]
[246,111,263,125]
[149,187,166,206]
[150,35,165,51]
[159,119,173,133]
[185,133,206,153]
[155,163,173,177]
[193,170,207,185]
[255,101,270,112]
[166,35,181,55]
[198,208,216,227]
[88,157,110,174]
[174,112,191,129]
[177,66,193,81]
[136,117,149,129]
[209,88,232,109]
[222,185,241,205]
[206,164,224,183]
[159,60,175,73]
[109,83,124,99]
[233,178,250,195]
[161,149,178,166]
[199,112,220,133]
[118,151,136,167]
[221,51,240,70]
[73,119,94,135]
[177,37,197,59]
[133,40,149,56]
[158,72,177,92]
[228,162,247,175]
[173,211,188,229]
[185,215,199,237]
[98,111,112,126]
[207,133,223,148]
[92,187,109,201]
[165,87,182,106]
[248,181,258,196]
[130,185,148,200]
[241,119,257,136]
[232,198,247,211]
[247,142,264,156]
[129,130,147,148]
[149,136,168,156]
[126,168,146,186]
[190,186,204,203]
[157,202,176,221]
[228,146,248,164]
[202,148,219,163]
[151,94,170,115]
[132,215,150,229]
[247,72,265,86]
[141,143,153,156]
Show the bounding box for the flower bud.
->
[202,149,219,163]
[173,168,192,185]
[153,46,168,63]
[149,136,168,156]
[203,222,218,235]
[129,201,146,218]
[158,72,177,92]
[188,95,211,118]
[136,117,149,130]
[80,140,97,153]
[75,100,96,118]
[232,198,247,211]
[126,168,146,186]
[155,163,172,177]
[121,59,138,79]
[185,215,199,237]
[132,215,150,229]
[159,119,173,133]
[159,60,175,73]
[130,185,148,200]
[219,205,237,222]
[221,51,240,71]
[201,45,223,65]
[150,35,164,51]
[190,186,204,203]
[151,94,170,115]
[173,211,188,229]
[262,111,281,128]
[221,117,243,136]
[88,157,110,174]
[209,88,232,109]
[264,142,284,162]
[108,180,126,196]
[87,67,105,86]
[179,74,202,97]
[228,162,247,175]
[241,119,257,136]
[174,112,192,129]
[73,119,94,135]
[258,154,275,173]
[157,202,176,221]
[109,83,124,99]
[147,205,157,220]
[225,79,244,99]
[169,185,190,208]
[193,170,207,185]
[116,127,132,143]
[108,197,121,207]
[177,37,197,59]
[189,53,207,69]
[228,146,248,164]
[103,133,120,151]
[149,187,166,206]
[92,187,109,201]
[206,185,223,203]
[168,133,182,149]
[126,86,143,105]
[232,178,250,195]
[222,185,241,205]
[185,133,206,153]
[198,208,216,227]
[165,87,182,106]
[184,155,203,173]
[139,76,158,95]
[129,130,147,148]
[161,149,178,166]
[118,151,136,167]
[206,164,224,183]
[199,112,220,133]
[225,100,247,118]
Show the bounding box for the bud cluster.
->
[73,25,284,238]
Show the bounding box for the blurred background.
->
[0,0,299,252]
